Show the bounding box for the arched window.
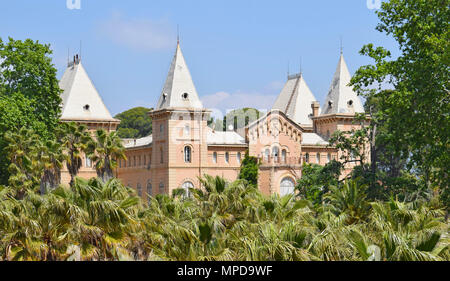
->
[225,152,230,164]
[280,177,295,196]
[137,183,142,197]
[282,149,287,163]
[147,181,152,197]
[213,152,217,164]
[237,152,242,164]
[184,146,192,163]
[181,181,194,198]
[160,147,164,163]
[264,149,270,161]
[272,146,279,157]
[316,153,320,164]
[159,182,164,194]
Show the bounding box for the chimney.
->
[311,101,320,117]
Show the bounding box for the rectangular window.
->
[144,155,147,165]
[139,155,141,166]
[85,155,92,168]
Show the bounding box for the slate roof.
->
[322,54,364,115]
[59,59,118,122]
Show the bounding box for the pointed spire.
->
[300,56,303,74]
[156,42,203,110]
[322,54,364,115]
[59,59,117,122]
[287,60,290,79]
[272,72,320,125]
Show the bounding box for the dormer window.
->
[182,93,189,100]
[328,101,333,107]
[83,104,90,111]
[162,93,168,101]
[347,100,354,106]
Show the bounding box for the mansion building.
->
[59,43,367,199]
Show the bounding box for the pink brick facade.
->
[116,108,366,199]
[59,46,368,199]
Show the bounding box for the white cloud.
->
[201,80,282,113]
[201,91,277,113]
[97,13,174,52]
[264,81,284,93]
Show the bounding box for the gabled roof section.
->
[247,109,304,133]
[156,43,203,110]
[322,54,364,115]
[272,73,320,126]
[59,59,117,122]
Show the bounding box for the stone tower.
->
[149,42,211,195]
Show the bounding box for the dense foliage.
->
[114,107,153,139]
[0,37,62,185]
[238,153,260,187]
[3,121,125,197]
[350,0,449,198]
[0,176,447,261]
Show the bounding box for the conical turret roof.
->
[156,43,203,110]
[59,58,117,122]
[322,54,364,115]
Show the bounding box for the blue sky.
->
[0,0,398,116]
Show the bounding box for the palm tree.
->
[4,127,42,198]
[87,129,126,182]
[0,177,141,261]
[324,179,370,224]
[367,199,449,261]
[59,122,91,187]
[38,139,65,194]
